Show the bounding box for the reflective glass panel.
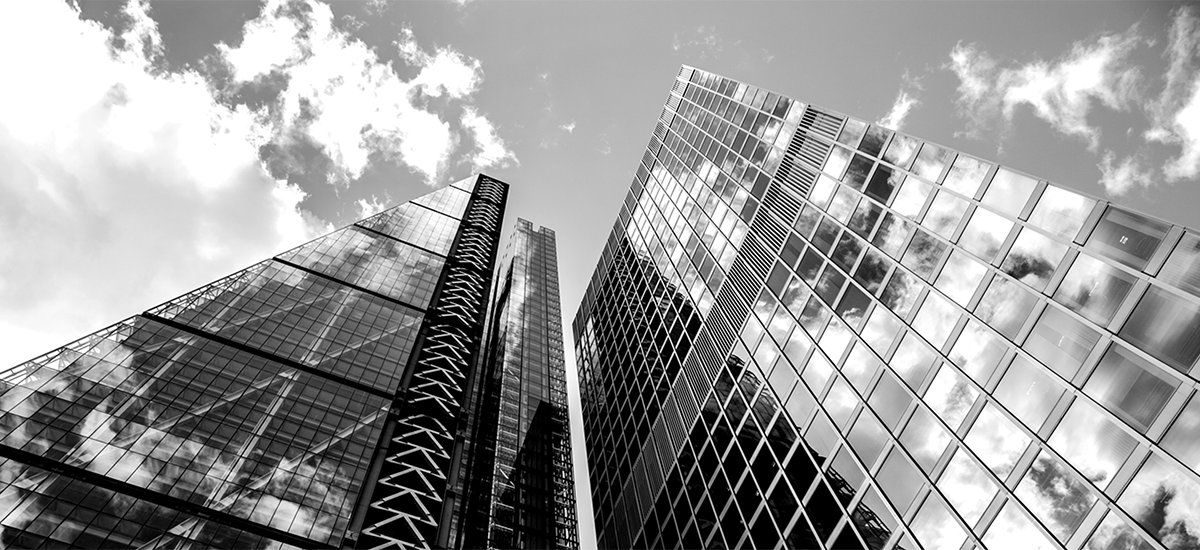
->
[862,307,903,355]
[912,293,959,349]
[924,363,979,430]
[838,119,867,147]
[993,356,1063,430]
[1000,228,1068,292]
[1160,231,1200,299]
[824,377,860,429]
[844,154,875,190]
[811,173,839,209]
[901,407,951,474]
[981,168,1038,217]
[868,371,912,432]
[860,125,890,157]
[883,134,919,168]
[1085,206,1171,270]
[912,144,951,182]
[901,229,948,281]
[938,447,996,525]
[1117,453,1200,548]
[1053,253,1136,325]
[958,207,1014,263]
[965,403,1028,478]
[878,448,923,514]
[872,213,912,258]
[1085,511,1155,550]
[1024,306,1100,381]
[941,155,990,197]
[853,249,891,295]
[975,277,1038,340]
[881,271,921,319]
[1016,451,1097,542]
[935,251,987,307]
[824,146,853,180]
[922,191,969,239]
[1119,286,1200,374]
[849,199,884,237]
[1048,399,1136,490]
[891,332,936,389]
[828,186,859,223]
[847,412,888,466]
[910,495,966,550]
[864,164,902,204]
[891,177,932,219]
[984,500,1056,550]
[1161,392,1200,470]
[1027,185,1095,239]
[1084,345,1179,434]
[949,320,1008,384]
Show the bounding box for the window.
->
[853,249,891,295]
[975,276,1038,340]
[941,155,990,197]
[1117,454,1200,548]
[881,270,920,318]
[1000,228,1068,292]
[1162,393,1200,470]
[912,144,951,182]
[859,125,890,157]
[958,207,1013,262]
[890,332,936,389]
[901,230,948,281]
[810,173,840,209]
[912,293,959,348]
[1027,185,1094,239]
[921,191,969,239]
[890,177,932,219]
[965,403,1029,478]
[910,495,966,550]
[993,356,1063,431]
[938,448,996,524]
[1084,344,1178,434]
[949,320,1008,384]
[868,371,911,432]
[901,407,951,474]
[878,449,923,514]
[883,134,919,168]
[981,167,1038,217]
[1085,206,1170,270]
[824,146,853,181]
[1159,230,1200,299]
[1025,306,1100,381]
[864,164,901,203]
[847,412,888,466]
[872,213,912,258]
[935,251,987,307]
[924,364,978,430]
[984,500,1055,550]
[838,118,867,147]
[1048,400,1136,489]
[843,154,875,190]
[848,199,884,237]
[1053,253,1136,325]
[1119,286,1200,374]
[1015,451,1096,542]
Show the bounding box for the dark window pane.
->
[1119,286,1200,374]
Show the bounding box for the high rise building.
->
[457,219,578,550]
[574,65,1200,550]
[0,175,508,550]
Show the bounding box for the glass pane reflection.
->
[922,192,969,239]
[1053,253,1135,325]
[1000,229,1067,292]
[1025,306,1100,381]
[1027,185,1095,239]
[937,448,996,525]
[1084,345,1178,434]
[993,356,1063,431]
[1119,286,1200,374]
[1086,207,1170,270]
[981,168,1038,217]
[984,500,1056,550]
[1016,451,1096,542]
[949,320,1008,384]
[975,277,1038,340]
[1085,511,1154,550]
[942,155,990,198]
[1048,400,1136,490]
[924,364,979,430]
[883,134,919,169]
[958,207,1014,263]
[935,251,987,307]
[1117,453,1200,548]
[1161,392,1200,471]
[901,407,951,474]
[965,403,1028,479]
[891,177,932,219]
[910,495,966,550]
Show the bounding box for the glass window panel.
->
[847,412,888,466]
[891,332,937,389]
[910,495,967,550]
[864,164,901,204]
[1118,453,1200,548]
[1085,206,1171,270]
[824,146,853,180]
[859,125,890,157]
[1119,286,1200,374]
[853,249,891,295]
[878,448,923,514]
[984,500,1056,550]
[883,134,919,168]
[862,307,903,355]
[839,119,867,147]
[800,295,831,335]
[949,320,1008,384]
[913,293,960,349]
[901,407,951,474]
[1084,345,1179,434]
[868,371,912,432]
[965,403,1029,478]
[843,155,875,190]
[958,207,1014,262]
[942,155,990,197]
[922,191,969,239]
[1085,511,1155,550]
[1000,229,1068,292]
[1162,392,1200,471]
[981,168,1038,217]
[925,364,979,430]
[832,233,864,273]
[1048,400,1137,490]
[891,177,932,219]
[837,284,871,329]
[912,144,951,182]
[935,251,987,307]
[849,199,884,238]
[819,319,853,360]
[1053,253,1136,325]
[1160,231,1200,299]
[975,277,1038,340]
[938,447,996,525]
[1016,451,1097,542]
[993,356,1064,430]
[802,351,835,394]
[1025,306,1100,381]
[828,186,859,223]
[901,230,948,281]
[842,342,880,393]
[1028,185,1095,239]
[797,247,825,284]
[824,377,859,429]
[796,204,822,236]
[816,267,847,306]
[811,173,840,209]
[830,447,866,505]
[881,270,921,319]
[807,413,839,465]
[872,213,912,258]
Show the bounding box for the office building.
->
[458,219,578,550]
[0,175,507,550]
[574,66,1200,550]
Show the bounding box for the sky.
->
[1,1,1198,548]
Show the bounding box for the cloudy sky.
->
[1,1,1198,547]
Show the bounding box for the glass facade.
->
[574,66,1200,550]
[0,175,508,549]
[458,219,578,550]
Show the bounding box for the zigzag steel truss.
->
[353,176,507,550]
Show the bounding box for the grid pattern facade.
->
[0,175,503,549]
[459,219,578,549]
[574,65,1200,550]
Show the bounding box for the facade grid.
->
[574,65,1200,550]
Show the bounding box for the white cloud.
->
[948,28,1145,149]
[355,195,389,218]
[560,121,577,133]
[0,0,326,368]
[218,0,509,187]
[1098,151,1155,195]
[878,90,920,131]
[1147,6,1200,181]
[461,106,517,170]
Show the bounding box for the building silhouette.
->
[574,66,1200,550]
[0,175,510,549]
[457,219,578,550]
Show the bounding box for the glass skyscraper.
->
[574,65,1200,550]
[457,219,578,550]
[0,175,508,549]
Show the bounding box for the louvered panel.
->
[751,208,789,254]
[762,182,802,226]
[653,121,667,142]
[741,236,773,282]
[727,257,760,307]
[678,355,703,421]
[667,93,682,111]
[799,106,843,140]
[791,133,832,170]
[672,78,688,95]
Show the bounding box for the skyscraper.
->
[0,174,507,550]
[574,65,1200,550]
[457,219,578,550]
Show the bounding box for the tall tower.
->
[574,66,1200,550]
[0,175,507,550]
[458,219,578,550]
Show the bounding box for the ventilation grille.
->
[750,211,788,255]
[799,105,844,140]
